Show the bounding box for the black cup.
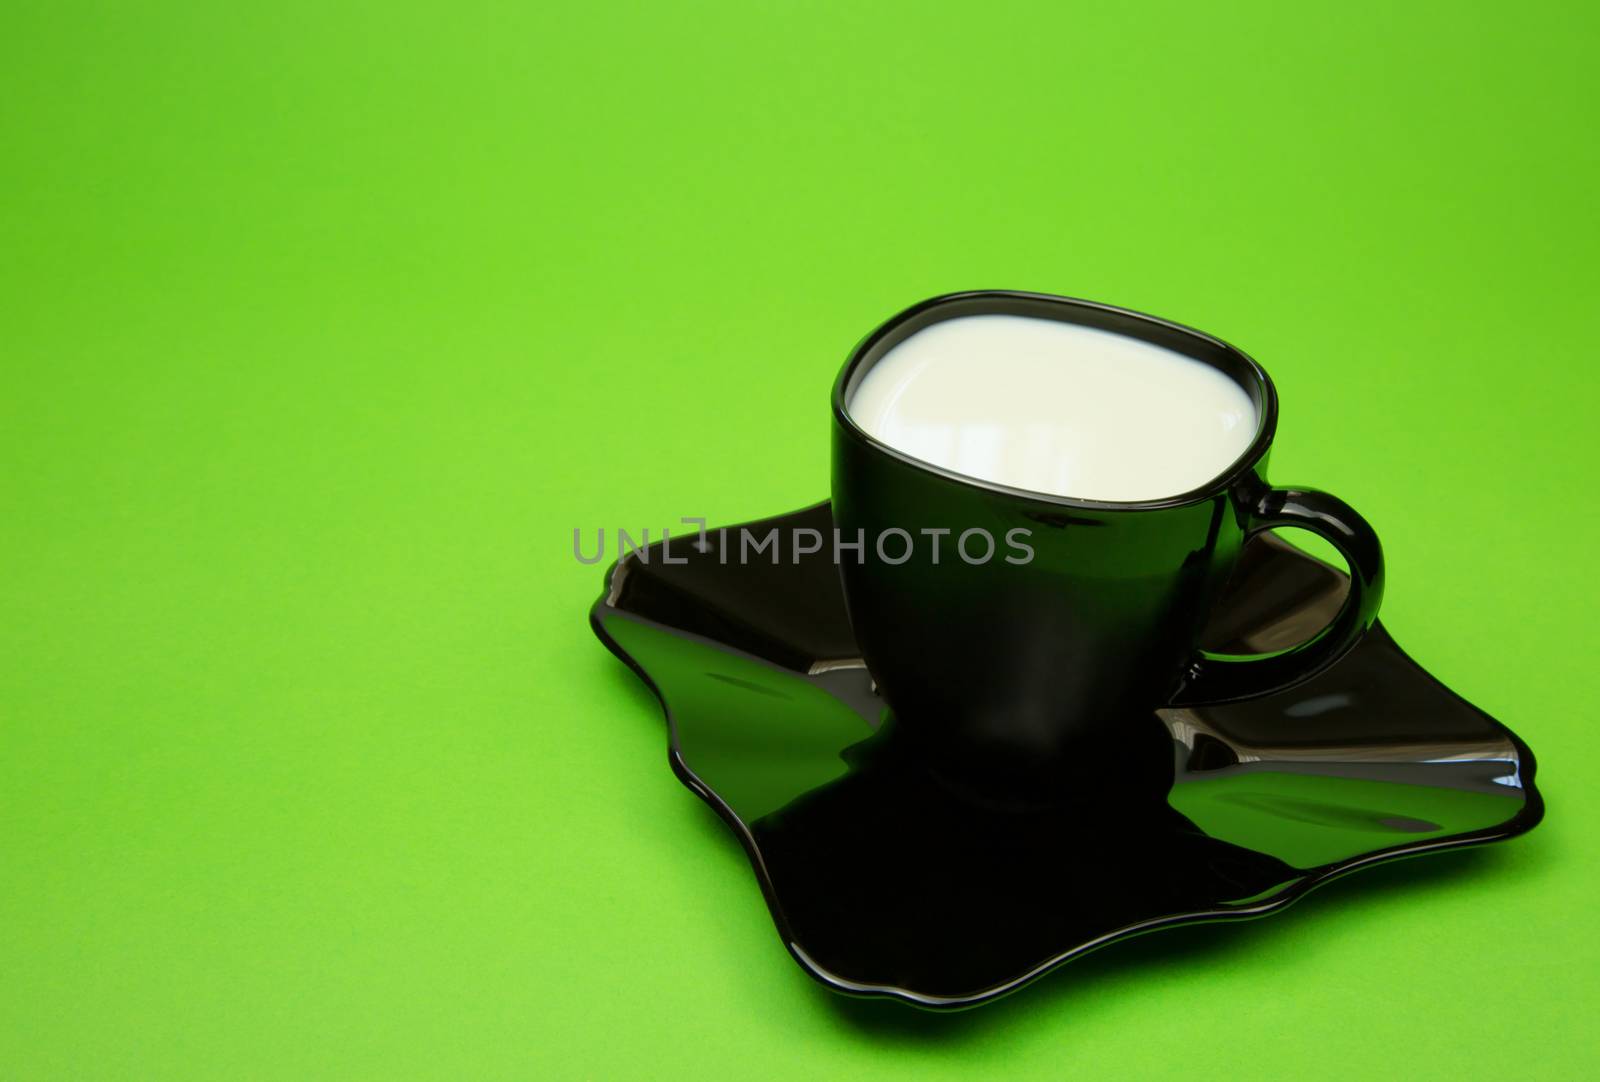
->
[831,291,1384,785]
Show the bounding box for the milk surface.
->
[848,314,1258,502]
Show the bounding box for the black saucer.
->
[589,502,1542,1009]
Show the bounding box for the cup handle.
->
[1169,487,1385,707]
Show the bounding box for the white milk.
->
[848,314,1258,502]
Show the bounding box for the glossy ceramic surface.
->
[832,292,1386,787]
[589,503,1541,1009]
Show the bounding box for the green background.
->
[3,2,1596,1077]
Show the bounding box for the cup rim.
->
[831,290,1280,512]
